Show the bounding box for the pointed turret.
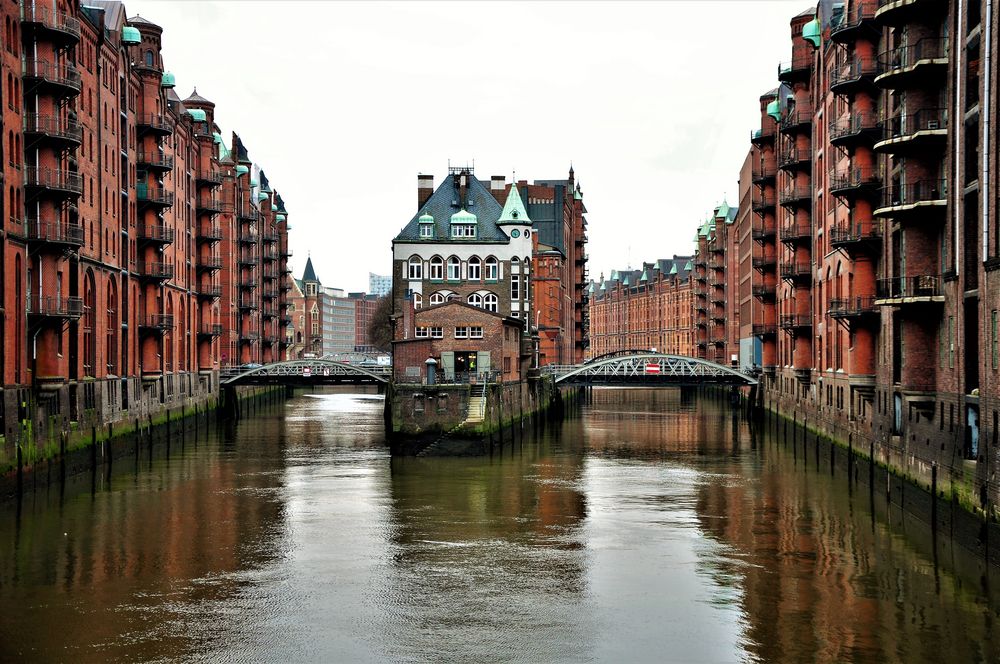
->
[302,257,318,283]
[498,183,531,225]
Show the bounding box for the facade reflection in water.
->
[0,387,997,663]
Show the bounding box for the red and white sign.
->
[645,363,661,374]
[303,367,312,377]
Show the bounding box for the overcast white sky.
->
[130,1,804,292]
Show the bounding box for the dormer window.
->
[420,224,433,238]
[452,224,476,238]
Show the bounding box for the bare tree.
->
[368,295,393,351]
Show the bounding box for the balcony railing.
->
[262,232,279,243]
[24,218,84,247]
[23,113,82,144]
[780,224,812,244]
[196,169,224,186]
[752,285,776,299]
[138,314,174,332]
[139,224,175,244]
[876,276,943,300]
[239,332,260,343]
[780,262,812,281]
[830,0,877,42]
[751,127,775,144]
[778,147,811,170]
[22,59,81,94]
[877,38,949,85]
[779,186,812,207]
[778,55,813,82]
[27,295,83,319]
[238,299,259,310]
[829,112,882,146]
[198,324,223,338]
[752,224,776,241]
[135,113,173,135]
[875,179,947,215]
[20,3,82,42]
[198,284,222,299]
[238,253,258,266]
[24,167,83,195]
[752,192,776,212]
[196,198,225,213]
[752,162,776,184]
[829,56,878,91]
[138,261,174,280]
[829,167,882,196]
[752,254,777,270]
[239,232,259,244]
[198,224,223,241]
[779,313,813,330]
[136,185,174,207]
[197,254,223,271]
[262,288,279,299]
[238,207,259,221]
[779,109,812,134]
[829,296,878,319]
[136,151,174,171]
[830,222,882,249]
[752,323,777,336]
[262,308,278,319]
[877,108,948,150]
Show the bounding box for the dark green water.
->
[0,388,997,663]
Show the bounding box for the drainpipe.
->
[984,0,993,262]
[956,0,964,275]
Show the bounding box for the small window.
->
[430,326,443,339]
[447,256,461,281]
[470,327,483,339]
[468,256,481,281]
[511,274,520,300]
[484,293,498,312]
[430,292,445,306]
[485,256,498,281]
[413,293,422,309]
[415,326,429,338]
[429,256,443,280]
[455,327,468,339]
[419,224,433,238]
[468,293,483,308]
[452,224,476,238]
[407,256,422,280]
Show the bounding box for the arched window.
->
[485,256,498,281]
[468,256,481,281]
[523,257,531,273]
[447,256,461,281]
[413,293,422,309]
[483,293,498,312]
[407,255,422,280]
[430,292,446,306]
[145,50,154,67]
[429,256,444,280]
[467,293,483,308]
[83,270,96,377]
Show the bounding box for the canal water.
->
[1,388,998,663]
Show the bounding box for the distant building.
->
[369,273,392,297]
[351,293,381,352]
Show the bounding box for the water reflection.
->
[0,387,997,663]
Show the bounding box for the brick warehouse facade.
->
[731,0,1000,517]
[587,257,695,359]
[0,2,290,474]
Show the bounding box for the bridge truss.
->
[221,359,390,386]
[543,353,756,386]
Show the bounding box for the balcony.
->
[263,335,279,345]
[136,151,174,172]
[238,299,259,311]
[196,169,224,186]
[24,218,84,249]
[829,57,878,94]
[780,261,813,283]
[23,114,82,147]
[829,296,878,321]
[750,127,775,145]
[238,253,258,266]
[22,59,81,96]
[239,333,260,344]
[239,231,259,244]
[280,249,293,259]
[752,223,776,242]
[873,179,947,218]
[282,266,293,276]
[27,295,83,321]
[262,288,279,299]
[135,113,173,136]
[197,284,222,299]
[829,167,882,199]
[779,313,813,332]
[829,222,882,251]
[752,192,776,213]
[197,254,223,271]
[874,108,948,154]
[778,55,813,83]
[778,147,811,172]
[779,185,812,209]
[138,224,175,246]
[262,267,278,281]
[137,261,174,281]
[262,232,279,243]
[829,112,882,148]
[262,249,279,261]
[262,307,278,320]
[136,184,174,208]
[752,254,777,271]
[24,167,83,198]
[779,109,812,135]
[830,0,878,43]
[752,162,776,185]
[875,275,944,304]
[239,278,257,290]
[20,3,81,45]
[752,323,777,337]
[138,314,174,334]
[198,324,223,339]
[875,0,947,26]
[780,224,812,246]
[280,315,293,326]
[198,224,223,241]
[196,197,225,214]
[238,206,259,222]
[876,38,949,89]
[752,284,776,300]
[281,282,293,292]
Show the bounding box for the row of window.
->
[416,291,499,312]
[407,255,530,281]
[415,326,484,339]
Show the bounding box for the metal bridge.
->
[541,352,756,386]
[220,359,390,386]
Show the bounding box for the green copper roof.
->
[717,200,730,219]
[161,71,175,88]
[610,270,618,281]
[187,108,206,122]
[587,282,595,294]
[450,209,477,224]
[258,192,268,202]
[669,263,678,275]
[803,17,821,48]
[574,186,583,201]
[498,183,531,224]
[212,132,223,144]
[418,213,434,224]
[622,275,630,286]
[276,213,286,222]
[640,269,649,282]
[684,260,694,270]
[250,179,258,188]
[235,164,249,176]
[122,26,141,45]
[217,142,230,161]
[767,99,781,122]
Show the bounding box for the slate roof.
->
[593,255,693,299]
[184,88,214,106]
[234,134,250,164]
[394,173,507,243]
[302,257,318,282]
[85,1,125,29]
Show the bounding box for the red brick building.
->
[732,0,1000,514]
[693,202,740,366]
[587,257,695,359]
[0,2,290,470]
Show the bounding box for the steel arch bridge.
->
[220,359,390,386]
[543,353,756,386]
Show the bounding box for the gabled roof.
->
[395,173,506,243]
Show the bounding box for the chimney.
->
[417,174,434,210]
[490,175,505,191]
